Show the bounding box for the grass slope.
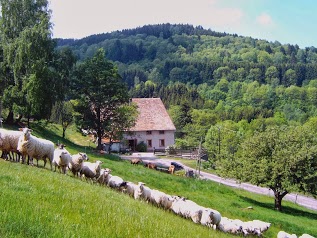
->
[1,121,317,237]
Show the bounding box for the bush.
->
[136,141,147,152]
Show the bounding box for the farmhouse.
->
[123,98,176,152]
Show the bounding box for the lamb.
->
[80,160,103,181]
[107,174,127,191]
[200,207,222,228]
[68,152,89,177]
[52,144,72,174]
[135,182,152,202]
[17,128,54,169]
[0,129,22,162]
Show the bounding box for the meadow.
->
[0,121,316,238]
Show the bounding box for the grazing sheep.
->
[68,152,89,177]
[147,163,157,169]
[107,175,127,191]
[160,194,177,210]
[17,128,54,169]
[96,168,111,185]
[299,234,314,238]
[80,160,103,181]
[149,189,167,207]
[200,207,222,228]
[0,129,22,162]
[52,144,72,174]
[218,217,244,235]
[135,182,152,202]
[277,231,298,238]
[122,181,139,199]
[242,219,271,236]
[168,165,175,174]
[131,158,142,165]
[177,199,204,224]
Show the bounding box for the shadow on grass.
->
[239,195,317,219]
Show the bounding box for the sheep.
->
[277,231,298,238]
[160,194,177,210]
[135,182,152,202]
[96,168,111,185]
[68,152,89,177]
[131,158,142,165]
[52,144,72,174]
[80,160,103,181]
[200,207,222,229]
[17,128,54,169]
[107,173,127,191]
[149,189,167,207]
[218,217,244,235]
[176,199,204,224]
[0,129,22,162]
[147,163,157,169]
[168,165,175,174]
[299,234,315,238]
[122,181,139,199]
[242,219,271,236]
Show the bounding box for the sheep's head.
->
[19,128,32,141]
[79,152,89,161]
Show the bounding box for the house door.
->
[128,139,137,151]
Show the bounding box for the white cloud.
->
[256,12,274,27]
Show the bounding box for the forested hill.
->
[56,23,317,89]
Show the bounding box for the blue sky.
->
[49,0,317,48]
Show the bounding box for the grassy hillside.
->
[1,122,317,237]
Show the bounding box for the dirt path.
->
[121,152,317,211]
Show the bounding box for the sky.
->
[49,0,317,48]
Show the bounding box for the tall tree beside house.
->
[0,0,55,123]
[225,125,317,211]
[72,48,130,150]
[103,102,138,153]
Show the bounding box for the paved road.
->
[121,152,317,212]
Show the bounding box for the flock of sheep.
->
[0,127,315,237]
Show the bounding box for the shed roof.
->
[130,98,176,131]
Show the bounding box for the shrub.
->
[136,141,147,152]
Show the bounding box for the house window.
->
[159,130,165,134]
[147,140,152,148]
[159,139,165,147]
[146,131,152,135]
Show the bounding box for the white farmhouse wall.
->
[123,130,175,152]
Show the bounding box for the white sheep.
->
[52,144,72,174]
[200,207,222,228]
[135,182,152,202]
[80,160,103,181]
[121,181,139,199]
[96,168,111,185]
[177,199,204,224]
[218,217,244,235]
[107,175,127,191]
[160,194,177,210]
[68,152,89,177]
[0,129,22,162]
[17,128,54,169]
[277,231,298,238]
[149,189,167,207]
[299,234,315,238]
[242,219,271,236]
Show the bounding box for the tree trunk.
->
[6,110,14,125]
[62,127,66,138]
[273,190,288,211]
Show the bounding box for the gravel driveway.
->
[121,152,317,211]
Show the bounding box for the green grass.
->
[2,121,317,237]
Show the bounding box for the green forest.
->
[0,0,316,211]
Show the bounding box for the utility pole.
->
[196,137,203,178]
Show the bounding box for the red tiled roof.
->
[130,98,176,131]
